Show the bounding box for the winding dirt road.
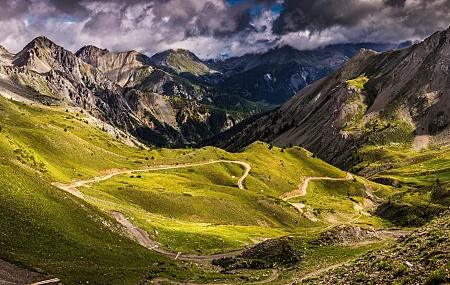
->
[279,173,353,201]
[54,160,251,197]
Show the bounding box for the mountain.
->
[211,42,410,105]
[151,49,215,75]
[75,44,262,143]
[0,37,262,147]
[211,29,450,168]
[76,45,154,86]
[151,49,223,84]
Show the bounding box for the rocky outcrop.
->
[316,225,380,246]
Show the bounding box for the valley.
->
[1,6,450,284]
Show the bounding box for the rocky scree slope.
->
[213,28,450,169]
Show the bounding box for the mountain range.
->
[212,28,450,170]
[0,36,410,148]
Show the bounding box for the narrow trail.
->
[28,278,61,285]
[53,160,251,262]
[150,269,279,285]
[295,262,347,283]
[279,173,353,201]
[53,160,251,198]
[109,211,244,262]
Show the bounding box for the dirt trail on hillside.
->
[295,262,347,283]
[0,259,59,285]
[279,173,353,201]
[109,211,244,262]
[150,269,279,285]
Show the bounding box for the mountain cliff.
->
[212,28,450,168]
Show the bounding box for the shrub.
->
[426,269,447,285]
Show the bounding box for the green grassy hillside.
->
[0,96,393,284]
[352,144,450,226]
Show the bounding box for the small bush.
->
[426,269,447,285]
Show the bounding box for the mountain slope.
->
[303,211,450,284]
[0,95,192,284]
[215,28,450,168]
[0,95,393,284]
[76,45,154,86]
[74,44,262,144]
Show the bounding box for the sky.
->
[0,0,450,58]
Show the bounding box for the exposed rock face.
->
[75,45,110,66]
[213,28,450,168]
[0,46,13,66]
[76,46,154,87]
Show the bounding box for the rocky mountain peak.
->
[75,45,110,66]
[0,45,10,53]
[12,36,77,73]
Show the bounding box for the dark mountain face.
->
[211,28,450,168]
[211,43,410,105]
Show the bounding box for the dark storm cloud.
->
[183,1,254,38]
[272,0,382,35]
[3,0,450,59]
[48,0,89,17]
[273,0,450,41]
[383,0,407,8]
